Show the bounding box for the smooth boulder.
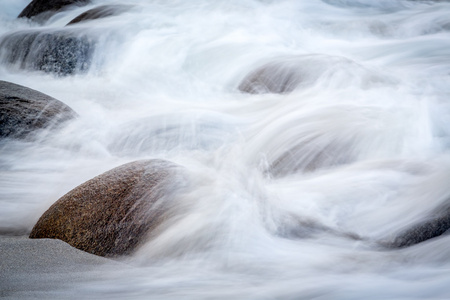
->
[29,159,186,257]
[67,5,132,25]
[0,80,76,139]
[18,0,90,20]
[238,54,384,94]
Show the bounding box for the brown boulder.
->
[29,159,186,257]
[238,54,384,94]
[238,55,336,94]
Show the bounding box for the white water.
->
[1,0,450,298]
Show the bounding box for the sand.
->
[0,235,125,299]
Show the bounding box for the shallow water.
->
[1,0,450,298]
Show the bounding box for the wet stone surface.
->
[0,80,76,139]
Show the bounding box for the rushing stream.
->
[1,0,450,298]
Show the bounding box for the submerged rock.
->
[239,58,305,94]
[247,106,380,177]
[238,54,384,94]
[29,160,186,257]
[108,112,237,156]
[269,139,353,176]
[0,80,76,139]
[18,0,90,20]
[388,204,450,248]
[67,5,132,25]
[0,29,95,75]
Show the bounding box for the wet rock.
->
[269,140,353,176]
[389,205,450,248]
[108,112,237,156]
[29,159,187,257]
[247,106,376,177]
[0,80,76,139]
[0,29,95,75]
[67,5,132,25]
[18,0,90,20]
[238,54,384,94]
[239,59,302,94]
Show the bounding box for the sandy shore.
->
[0,235,124,299]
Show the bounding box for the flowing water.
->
[1,0,450,298]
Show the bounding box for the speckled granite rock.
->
[0,80,76,139]
[389,204,450,248]
[29,159,186,257]
[0,29,95,76]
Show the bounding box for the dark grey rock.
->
[30,160,187,257]
[67,5,132,25]
[0,29,95,76]
[0,80,76,139]
[388,204,450,248]
[18,0,90,20]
